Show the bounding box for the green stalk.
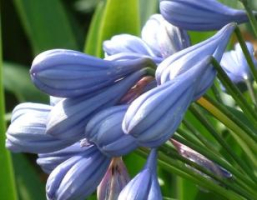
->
[234,27,257,83]
[211,84,223,103]
[211,57,257,124]
[0,16,17,200]
[176,128,203,148]
[159,146,256,199]
[190,104,257,181]
[137,148,243,200]
[172,135,257,190]
[239,0,257,37]
[197,96,257,163]
[182,119,220,153]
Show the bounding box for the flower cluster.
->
[6,0,256,199]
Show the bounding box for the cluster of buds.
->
[5,0,257,199]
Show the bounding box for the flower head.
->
[160,0,253,31]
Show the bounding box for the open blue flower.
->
[220,42,257,91]
[46,145,111,200]
[104,14,190,64]
[160,0,254,31]
[118,149,162,200]
[141,14,190,58]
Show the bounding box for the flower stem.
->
[234,27,257,82]
[0,16,17,200]
[239,0,257,37]
[211,57,257,125]
[137,148,244,200]
[189,104,257,181]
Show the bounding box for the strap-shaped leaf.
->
[13,0,79,55]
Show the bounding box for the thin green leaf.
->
[139,0,158,27]
[13,0,79,55]
[0,15,18,200]
[84,1,106,57]
[3,62,48,103]
[12,154,45,200]
[98,0,140,57]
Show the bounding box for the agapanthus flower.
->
[118,149,162,200]
[31,49,155,98]
[160,0,255,31]
[220,42,257,91]
[104,14,190,63]
[98,157,130,200]
[85,105,138,156]
[141,14,191,58]
[123,57,212,147]
[46,145,111,200]
[156,23,236,100]
[46,69,148,141]
[171,139,232,179]
[6,103,72,153]
[37,142,85,174]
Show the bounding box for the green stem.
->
[159,146,256,200]
[211,84,223,103]
[172,134,257,190]
[190,104,257,182]
[137,148,243,200]
[0,16,17,200]
[234,27,257,82]
[239,0,257,37]
[176,128,203,148]
[244,77,257,106]
[211,57,257,125]
[182,119,219,153]
[198,95,257,160]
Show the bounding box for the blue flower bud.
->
[157,23,236,100]
[37,142,86,174]
[46,145,111,200]
[172,139,232,179]
[86,105,138,156]
[104,34,157,57]
[46,69,148,141]
[123,58,211,147]
[10,103,51,123]
[118,149,162,200]
[160,0,253,31]
[97,157,130,200]
[6,104,72,153]
[31,49,155,98]
[141,14,191,58]
[220,42,257,91]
